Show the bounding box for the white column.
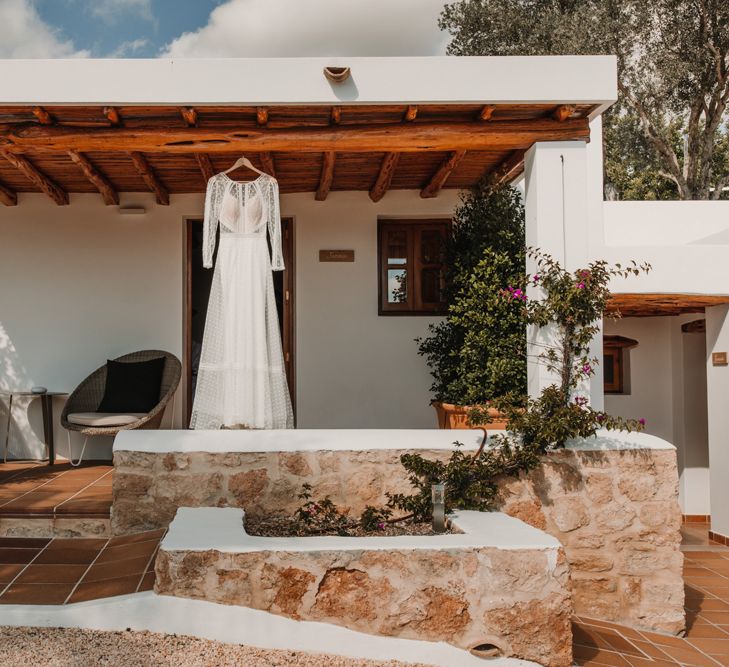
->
[524,139,604,408]
[705,304,729,537]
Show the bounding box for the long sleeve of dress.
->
[266,177,285,271]
[202,175,223,269]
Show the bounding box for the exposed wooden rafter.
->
[493,150,526,184]
[68,150,118,205]
[0,181,17,206]
[369,152,400,202]
[260,152,276,179]
[552,105,576,122]
[404,105,418,122]
[0,118,591,154]
[195,153,215,183]
[104,106,121,126]
[330,106,341,124]
[315,151,335,201]
[608,293,729,317]
[420,150,467,198]
[478,105,495,121]
[180,107,198,127]
[0,151,68,205]
[256,107,269,126]
[32,106,54,125]
[129,152,169,205]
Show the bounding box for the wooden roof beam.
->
[0,181,17,206]
[257,107,269,126]
[0,118,591,154]
[0,151,68,205]
[552,105,576,122]
[195,153,215,183]
[369,152,400,202]
[260,152,276,179]
[104,106,121,126]
[330,106,341,125]
[68,150,118,205]
[404,105,418,122]
[420,150,467,198]
[493,150,526,185]
[479,105,495,121]
[315,151,335,201]
[129,152,169,205]
[32,106,54,125]
[180,107,198,127]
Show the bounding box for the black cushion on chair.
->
[97,357,165,413]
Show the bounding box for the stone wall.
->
[114,443,683,634]
[154,509,573,667]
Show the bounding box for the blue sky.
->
[35,0,222,57]
[0,0,449,59]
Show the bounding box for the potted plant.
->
[417,179,527,429]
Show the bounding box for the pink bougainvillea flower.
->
[377,522,385,530]
[577,282,586,289]
[582,363,592,375]
[639,418,646,426]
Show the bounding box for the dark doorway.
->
[184,218,295,426]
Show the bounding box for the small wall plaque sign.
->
[712,352,728,366]
[319,250,355,262]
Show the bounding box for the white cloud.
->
[0,0,89,58]
[88,0,155,25]
[109,37,150,57]
[162,0,450,57]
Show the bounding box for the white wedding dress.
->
[190,172,294,430]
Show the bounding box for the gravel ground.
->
[0,627,433,667]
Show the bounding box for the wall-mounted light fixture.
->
[118,206,146,216]
[323,66,351,83]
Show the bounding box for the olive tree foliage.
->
[440,0,729,201]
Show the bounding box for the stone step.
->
[154,507,573,667]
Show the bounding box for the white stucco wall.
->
[604,315,710,515]
[0,189,459,460]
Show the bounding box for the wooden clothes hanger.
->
[223,155,268,178]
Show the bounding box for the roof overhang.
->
[0,56,617,115]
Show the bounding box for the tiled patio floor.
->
[0,461,112,517]
[574,523,729,666]
[0,529,163,604]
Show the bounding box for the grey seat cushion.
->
[67,412,147,427]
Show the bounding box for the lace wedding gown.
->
[190,172,294,430]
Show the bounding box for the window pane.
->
[421,268,442,304]
[603,354,614,384]
[387,269,408,303]
[386,231,407,265]
[421,230,444,264]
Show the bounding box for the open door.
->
[184,217,295,426]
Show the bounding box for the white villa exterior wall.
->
[0,190,458,459]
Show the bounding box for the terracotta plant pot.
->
[431,401,509,430]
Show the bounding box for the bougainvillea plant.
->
[471,248,652,449]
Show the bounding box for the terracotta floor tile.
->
[82,555,150,583]
[137,571,154,592]
[624,656,681,667]
[95,541,157,563]
[639,631,692,649]
[573,626,615,650]
[0,582,75,605]
[0,548,40,564]
[573,646,632,666]
[629,640,674,661]
[653,644,723,666]
[688,638,729,655]
[14,564,87,584]
[0,537,50,548]
[67,575,142,603]
[686,624,729,639]
[107,530,164,547]
[601,634,646,657]
[698,600,729,612]
[34,546,101,565]
[46,538,107,550]
[701,612,729,624]
[0,563,25,583]
[709,655,729,667]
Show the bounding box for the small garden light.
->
[431,483,446,533]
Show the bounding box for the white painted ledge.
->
[114,427,674,454]
[0,592,537,667]
[161,507,562,554]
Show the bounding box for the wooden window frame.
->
[603,335,638,395]
[377,218,450,316]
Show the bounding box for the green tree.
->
[440,0,729,201]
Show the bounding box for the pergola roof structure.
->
[608,293,729,317]
[0,56,617,206]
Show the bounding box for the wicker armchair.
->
[61,350,181,465]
